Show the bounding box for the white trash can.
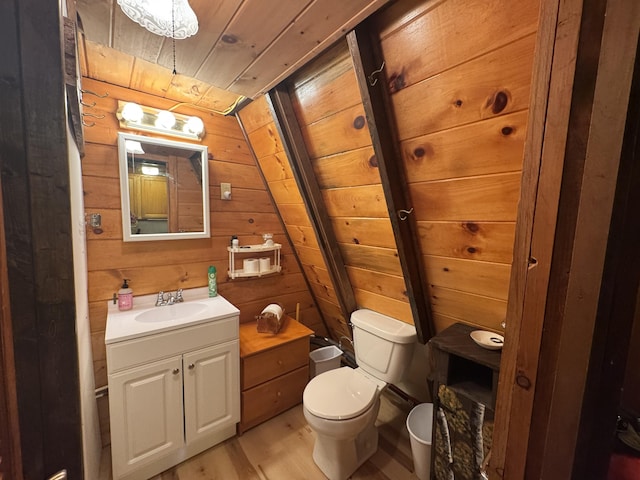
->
[406,403,433,480]
[309,345,342,377]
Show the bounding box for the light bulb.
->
[155,110,176,129]
[184,116,204,135]
[121,102,144,123]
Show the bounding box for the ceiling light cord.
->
[172,0,177,75]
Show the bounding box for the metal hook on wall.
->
[397,208,414,221]
[81,100,96,108]
[81,111,102,127]
[81,89,109,98]
[82,112,105,119]
[368,61,386,86]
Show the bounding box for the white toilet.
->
[303,309,416,480]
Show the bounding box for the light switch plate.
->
[221,182,231,200]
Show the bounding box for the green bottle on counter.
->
[208,266,218,297]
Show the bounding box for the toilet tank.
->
[351,309,416,384]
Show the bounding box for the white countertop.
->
[105,287,240,344]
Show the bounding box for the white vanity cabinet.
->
[106,296,240,480]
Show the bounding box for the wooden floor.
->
[99,390,422,480]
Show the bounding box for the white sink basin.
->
[135,302,208,323]
[105,288,240,344]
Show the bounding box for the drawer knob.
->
[188,363,195,370]
[172,368,180,375]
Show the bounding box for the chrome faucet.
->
[155,291,165,306]
[155,289,185,306]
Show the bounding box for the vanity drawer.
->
[107,316,238,374]
[241,337,309,389]
[240,365,308,432]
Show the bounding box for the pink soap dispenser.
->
[117,279,133,311]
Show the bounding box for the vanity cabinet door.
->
[109,355,184,479]
[183,340,240,445]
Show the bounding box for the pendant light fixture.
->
[116,0,198,39]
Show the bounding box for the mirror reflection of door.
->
[128,157,170,235]
[126,148,205,236]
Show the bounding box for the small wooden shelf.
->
[428,322,501,410]
[227,243,281,279]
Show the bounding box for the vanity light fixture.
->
[117,100,205,140]
[116,0,198,39]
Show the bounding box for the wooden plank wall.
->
[287,42,413,328]
[80,77,322,445]
[373,0,540,333]
[237,97,333,337]
[238,0,539,337]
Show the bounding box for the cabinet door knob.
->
[188,363,195,370]
[172,368,180,375]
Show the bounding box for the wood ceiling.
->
[76,0,389,114]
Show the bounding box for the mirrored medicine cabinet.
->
[117,132,210,242]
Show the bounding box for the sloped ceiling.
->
[76,0,389,113]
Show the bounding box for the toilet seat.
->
[303,367,384,420]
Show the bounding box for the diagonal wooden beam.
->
[267,87,358,323]
[347,26,434,343]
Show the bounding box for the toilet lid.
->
[303,367,380,420]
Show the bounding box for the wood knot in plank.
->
[352,238,360,244]
[368,155,378,167]
[516,373,532,390]
[501,126,514,136]
[463,222,480,233]
[487,90,510,114]
[388,70,406,93]
[412,144,433,160]
[454,99,463,107]
[353,115,366,129]
[467,246,477,254]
